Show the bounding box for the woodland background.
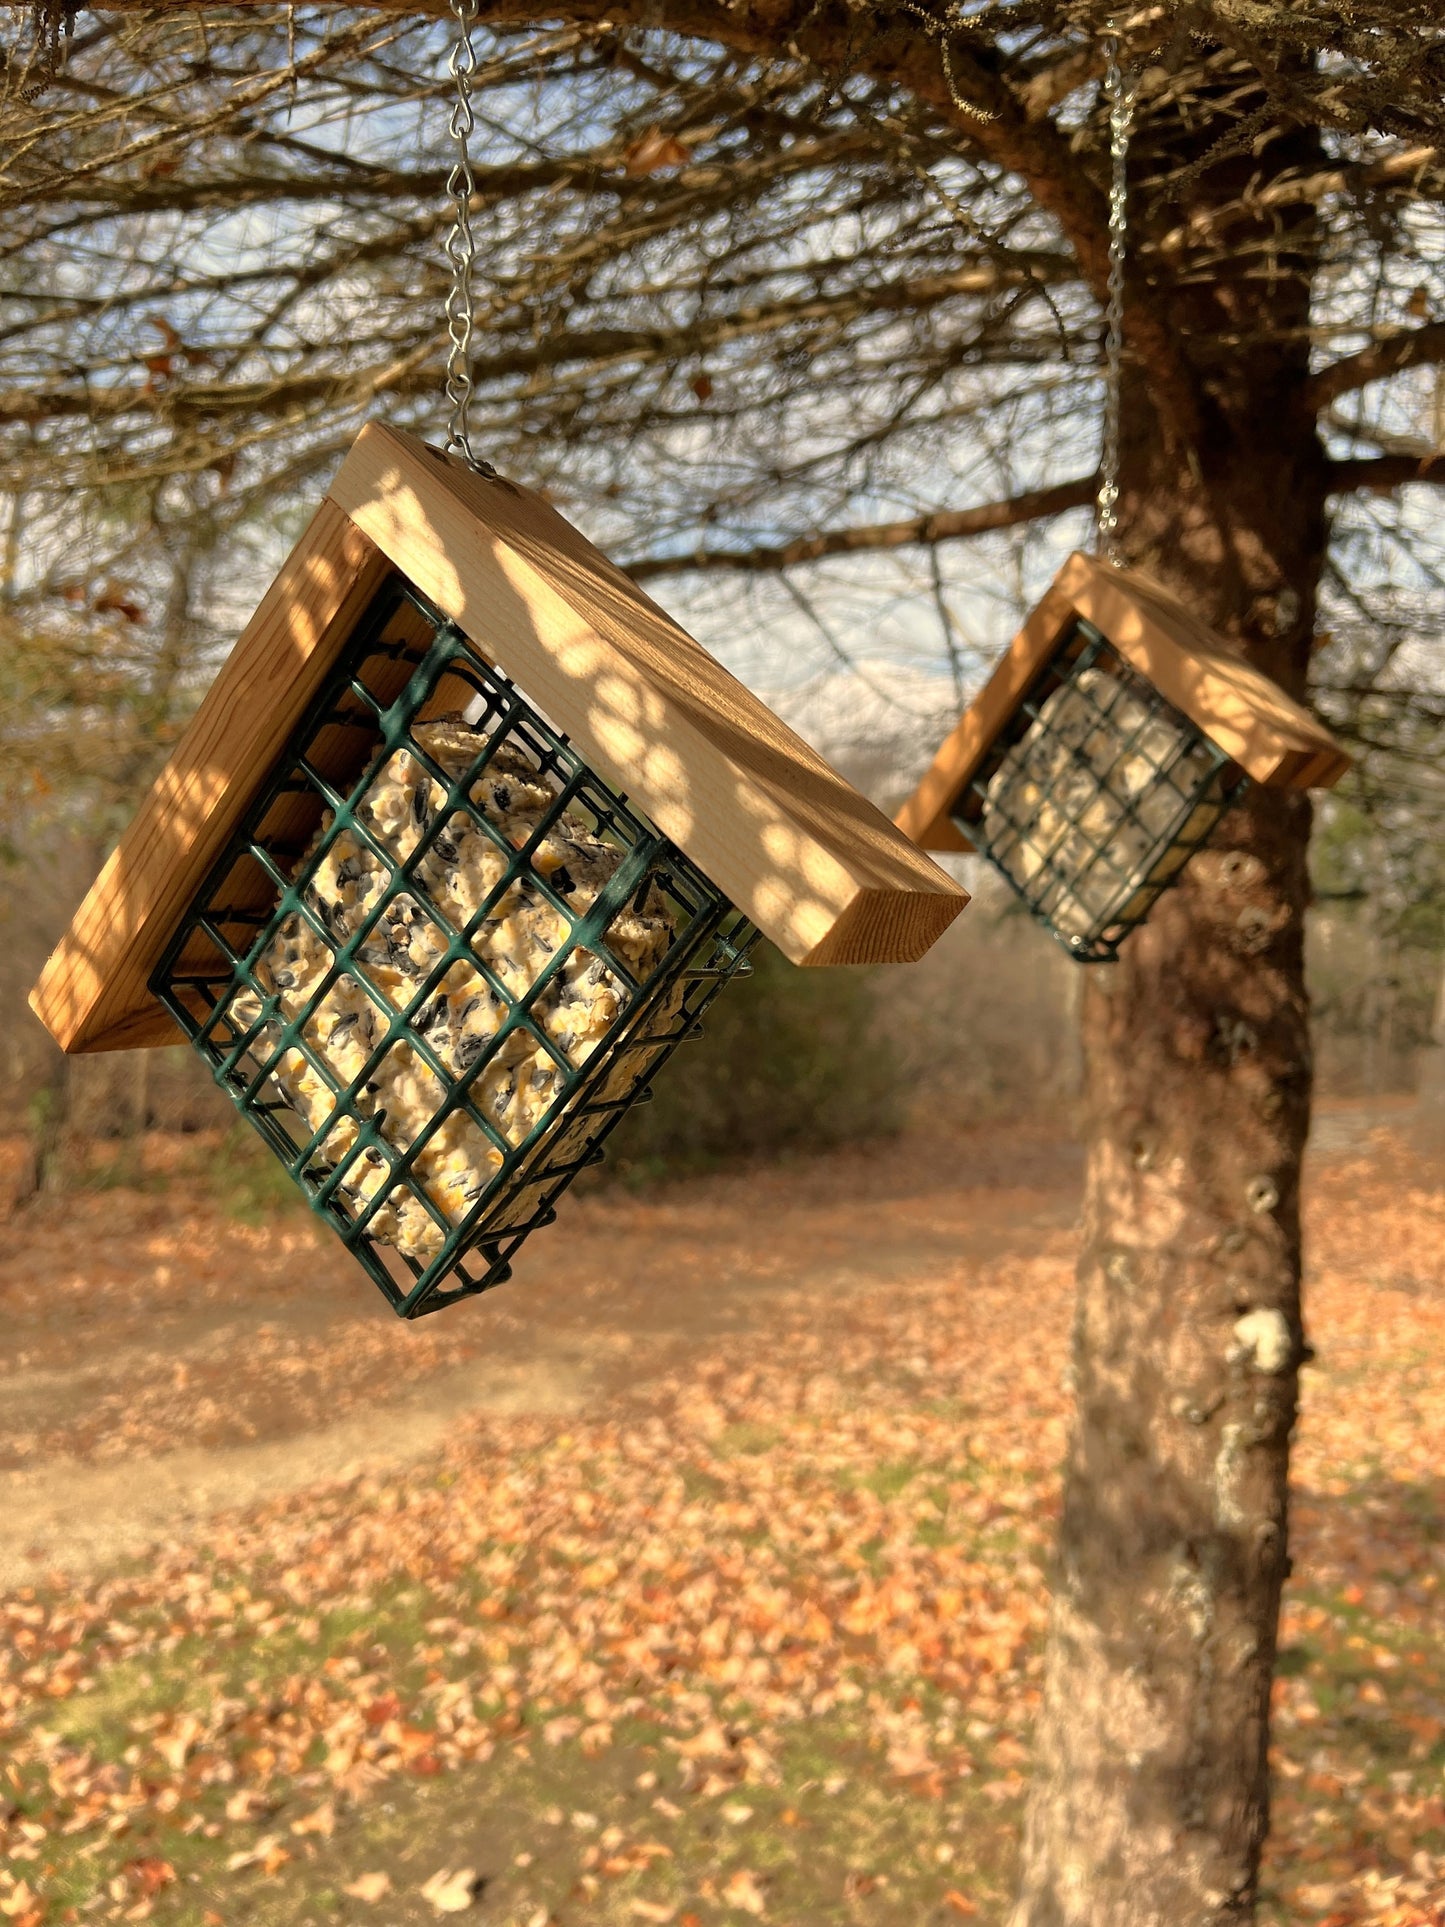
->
[2,10,1445,1927]
[1,6,1443,1187]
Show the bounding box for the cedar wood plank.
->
[30,503,392,1053]
[327,423,967,967]
[1070,556,1352,789]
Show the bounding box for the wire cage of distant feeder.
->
[151,579,758,1317]
[31,423,967,1318]
[950,616,1248,962]
[896,551,1351,964]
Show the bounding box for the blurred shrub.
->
[873,865,1083,1129]
[604,939,902,1177]
[211,1122,315,1223]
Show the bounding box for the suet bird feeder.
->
[31,423,966,1316]
[896,551,1349,963]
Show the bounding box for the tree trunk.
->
[1012,113,1329,1927]
[1013,790,1315,1926]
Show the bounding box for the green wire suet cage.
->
[152,580,757,1317]
[951,619,1246,963]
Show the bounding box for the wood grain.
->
[30,503,393,1053]
[32,421,969,1057]
[896,550,1351,853]
[327,422,967,966]
[1069,556,1352,788]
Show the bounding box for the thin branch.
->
[622,473,1097,579]
[1153,145,1441,257]
[1307,321,1445,412]
[616,450,1445,582]
[1328,451,1445,492]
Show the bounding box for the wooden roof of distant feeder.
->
[32,423,968,1056]
[897,549,1352,855]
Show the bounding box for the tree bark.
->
[1012,116,1329,1927]
[1012,789,1315,1926]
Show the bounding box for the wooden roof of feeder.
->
[897,549,1352,855]
[32,422,968,1056]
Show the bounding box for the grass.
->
[22,1512,1445,1925]
[210,1126,317,1225]
[158,1708,1017,1927]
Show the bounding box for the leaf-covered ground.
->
[1,1114,1442,1926]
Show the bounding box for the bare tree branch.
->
[624,450,1445,580]
[1308,321,1445,412]
[623,474,1098,578]
[1329,451,1445,492]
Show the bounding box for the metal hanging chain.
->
[1096,28,1136,567]
[19,0,80,101]
[442,0,497,478]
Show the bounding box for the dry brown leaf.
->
[420,1867,483,1913]
[92,586,146,624]
[223,1788,271,1823]
[290,1801,335,1838]
[621,126,692,175]
[342,1872,393,1902]
[721,1868,767,1917]
[224,1833,288,1874]
[148,315,184,352]
[122,1858,176,1897]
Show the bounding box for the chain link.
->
[442,0,496,477]
[17,0,81,101]
[1096,28,1136,567]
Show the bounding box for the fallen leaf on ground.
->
[290,1800,335,1837]
[721,1869,767,1916]
[223,1788,271,1822]
[122,1858,176,1897]
[342,1872,392,1901]
[420,1866,483,1913]
[224,1834,288,1874]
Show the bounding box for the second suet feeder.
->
[896,551,1349,962]
[31,424,966,1316]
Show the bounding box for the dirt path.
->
[0,1103,1405,1588]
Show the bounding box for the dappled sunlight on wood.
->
[330,425,967,969]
